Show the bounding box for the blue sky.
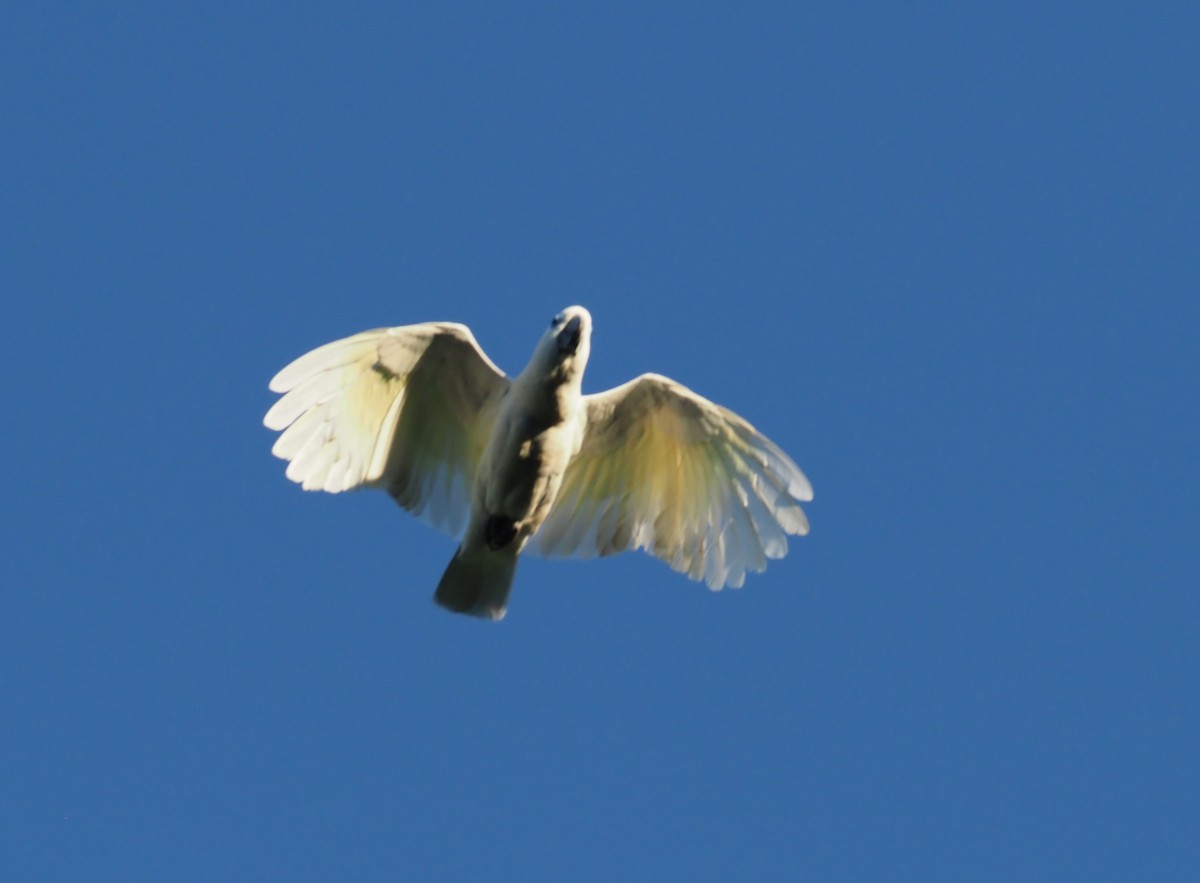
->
[3,2,1197,880]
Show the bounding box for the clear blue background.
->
[4,3,1197,880]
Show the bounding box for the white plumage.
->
[264,306,812,619]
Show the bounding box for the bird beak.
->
[557,316,582,355]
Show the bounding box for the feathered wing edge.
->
[534,374,811,589]
[263,323,509,538]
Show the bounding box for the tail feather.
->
[434,544,518,620]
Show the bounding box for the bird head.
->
[534,305,592,381]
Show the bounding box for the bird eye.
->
[550,312,564,328]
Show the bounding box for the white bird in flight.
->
[263,306,812,620]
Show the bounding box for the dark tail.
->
[434,544,519,621]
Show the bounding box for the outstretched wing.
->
[533,373,811,589]
[263,322,508,538]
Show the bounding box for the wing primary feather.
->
[286,427,331,484]
[271,407,322,460]
[731,422,813,502]
[714,449,767,581]
[268,330,386,393]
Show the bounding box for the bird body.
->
[436,309,591,617]
[264,306,811,620]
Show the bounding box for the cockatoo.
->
[263,307,812,620]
